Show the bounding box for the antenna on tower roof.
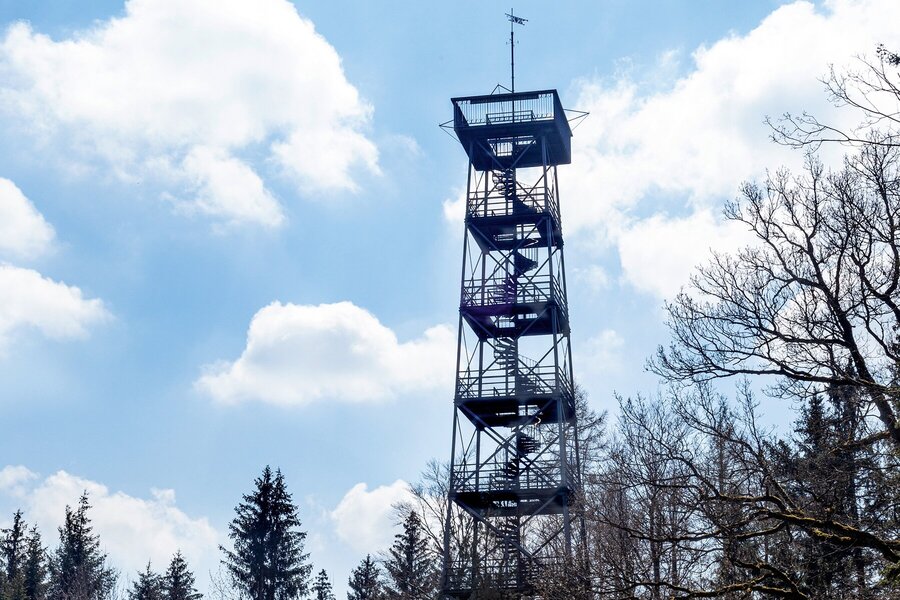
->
[505,9,527,93]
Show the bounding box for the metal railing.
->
[461,273,567,314]
[467,181,560,224]
[487,109,536,125]
[454,92,557,128]
[452,459,562,494]
[456,364,571,400]
[486,135,536,159]
[445,561,526,592]
[444,556,566,590]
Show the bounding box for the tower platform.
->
[452,90,572,170]
[450,489,571,517]
[460,302,568,339]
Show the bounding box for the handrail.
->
[460,273,566,309]
[456,365,573,400]
[486,109,536,125]
[452,459,562,493]
[467,183,558,222]
[454,92,557,128]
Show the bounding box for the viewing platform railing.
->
[453,91,560,130]
[467,182,561,225]
[444,556,567,593]
[456,364,573,401]
[460,274,566,314]
[451,459,562,495]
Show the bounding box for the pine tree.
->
[128,563,162,600]
[310,570,334,600]
[48,493,117,600]
[2,510,28,600]
[788,384,881,599]
[382,512,436,600]
[23,526,47,600]
[347,555,382,600]
[790,393,842,597]
[161,552,201,600]
[221,466,311,600]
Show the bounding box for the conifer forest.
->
[2,5,900,600]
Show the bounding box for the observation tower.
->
[441,13,586,598]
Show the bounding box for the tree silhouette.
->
[347,555,382,600]
[162,552,201,600]
[2,510,28,600]
[310,570,334,600]
[383,512,436,600]
[128,563,162,600]
[48,493,117,600]
[221,467,311,600]
[23,525,47,600]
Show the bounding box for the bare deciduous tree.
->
[768,46,900,150]
[652,146,900,450]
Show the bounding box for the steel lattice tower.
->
[440,88,584,598]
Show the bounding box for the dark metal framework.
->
[441,89,583,598]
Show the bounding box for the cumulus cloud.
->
[571,264,610,294]
[441,187,466,226]
[0,178,54,260]
[0,265,109,351]
[330,480,411,553]
[195,301,454,406]
[0,467,219,579]
[0,0,378,227]
[580,329,626,374]
[0,465,37,497]
[180,146,283,227]
[617,210,753,299]
[559,0,900,298]
[0,180,107,353]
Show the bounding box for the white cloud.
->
[195,301,455,406]
[330,480,411,553]
[563,0,900,297]
[0,0,378,227]
[617,210,752,299]
[0,265,109,350]
[0,465,38,497]
[441,186,466,226]
[0,178,54,260]
[571,264,610,294]
[385,134,422,158]
[180,146,283,228]
[580,329,626,374]
[0,467,219,580]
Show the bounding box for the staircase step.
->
[516,434,539,455]
[513,251,537,275]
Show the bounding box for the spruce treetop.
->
[128,562,162,600]
[162,551,201,600]
[221,466,311,600]
[383,512,437,600]
[49,492,117,600]
[2,509,27,582]
[23,525,48,600]
[347,555,382,600]
[310,569,334,600]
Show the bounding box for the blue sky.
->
[0,0,895,596]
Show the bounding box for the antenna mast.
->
[506,9,527,92]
